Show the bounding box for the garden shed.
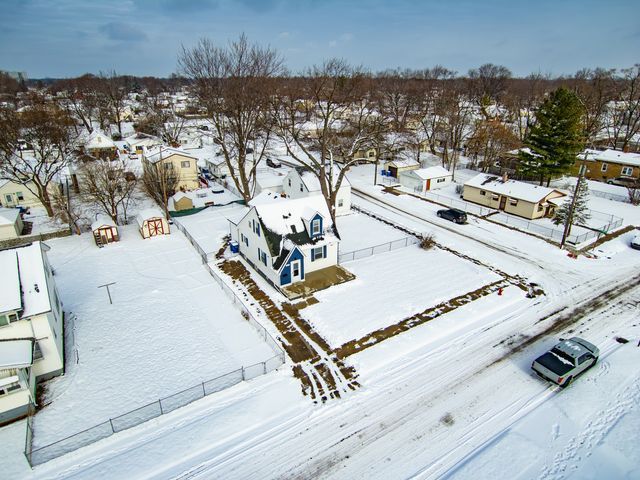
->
[136,209,170,239]
[91,215,119,246]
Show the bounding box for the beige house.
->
[463,173,566,220]
[84,131,118,160]
[0,208,23,240]
[0,242,65,425]
[144,147,200,191]
[574,149,640,183]
[0,180,44,209]
[136,209,170,238]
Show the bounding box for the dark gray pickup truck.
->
[531,337,599,388]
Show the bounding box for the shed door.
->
[148,219,164,236]
[389,166,398,178]
[291,260,302,282]
[499,196,506,210]
[425,179,431,191]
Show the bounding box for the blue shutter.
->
[311,248,315,261]
[323,245,327,259]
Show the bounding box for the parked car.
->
[531,337,599,388]
[436,208,467,224]
[631,234,640,250]
[606,176,639,187]
[266,158,281,168]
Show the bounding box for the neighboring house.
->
[136,209,170,239]
[203,156,230,179]
[352,147,377,163]
[125,133,163,156]
[0,208,23,240]
[254,168,287,196]
[168,186,239,212]
[463,173,566,219]
[575,149,640,183]
[91,216,119,246]
[399,166,453,193]
[229,192,339,290]
[0,242,65,424]
[282,166,351,216]
[144,147,200,191]
[84,131,118,160]
[0,180,44,209]
[383,158,420,178]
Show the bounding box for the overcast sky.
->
[1,0,638,78]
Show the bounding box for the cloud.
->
[278,31,290,38]
[328,40,338,48]
[99,22,148,42]
[340,33,354,41]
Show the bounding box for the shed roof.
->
[136,208,164,227]
[145,146,197,164]
[465,173,564,203]
[91,215,117,231]
[406,166,452,180]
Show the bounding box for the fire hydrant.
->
[498,288,503,296]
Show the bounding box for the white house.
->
[229,192,340,290]
[125,133,163,156]
[0,242,65,424]
[399,166,453,193]
[0,208,23,240]
[282,166,351,216]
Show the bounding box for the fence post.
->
[202,382,206,397]
[241,366,245,381]
[158,399,164,415]
[109,418,115,433]
[263,362,267,374]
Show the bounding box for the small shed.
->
[399,166,453,193]
[0,208,23,240]
[384,159,420,178]
[136,209,169,238]
[91,215,119,246]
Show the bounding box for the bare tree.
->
[467,63,512,116]
[139,91,187,146]
[141,159,181,219]
[467,119,520,171]
[78,158,138,223]
[50,74,102,134]
[606,65,640,150]
[503,73,548,142]
[179,34,284,203]
[273,60,382,233]
[569,68,615,146]
[51,187,83,234]
[0,100,79,217]
[98,71,129,138]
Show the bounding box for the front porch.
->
[281,265,355,300]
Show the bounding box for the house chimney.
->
[502,172,508,183]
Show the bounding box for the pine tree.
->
[519,87,585,185]
[553,178,590,230]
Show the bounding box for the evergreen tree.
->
[553,178,590,233]
[519,87,585,185]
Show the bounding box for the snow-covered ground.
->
[32,225,274,448]
[22,207,69,235]
[302,246,501,348]
[335,211,411,253]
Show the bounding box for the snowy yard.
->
[34,224,275,447]
[336,211,411,254]
[173,203,247,255]
[301,245,502,348]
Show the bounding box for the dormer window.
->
[312,219,321,235]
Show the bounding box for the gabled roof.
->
[407,166,452,180]
[578,148,640,167]
[465,173,565,203]
[135,208,164,227]
[294,165,350,192]
[386,158,420,168]
[145,146,197,164]
[91,215,117,231]
[85,131,116,150]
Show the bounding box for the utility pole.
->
[97,282,116,304]
[560,152,588,249]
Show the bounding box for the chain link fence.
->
[411,189,495,216]
[338,236,419,263]
[171,217,217,263]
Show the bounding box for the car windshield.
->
[550,347,574,365]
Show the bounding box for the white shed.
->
[136,209,170,239]
[399,166,453,193]
[0,208,23,240]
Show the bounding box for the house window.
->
[337,199,344,207]
[241,233,248,246]
[622,166,633,176]
[258,249,267,266]
[312,246,324,261]
[164,163,172,170]
[492,194,499,201]
[368,151,375,157]
[510,199,518,206]
[437,178,446,183]
[0,314,8,327]
[537,204,544,212]
[288,179,291,187]
[299,183,303,192]
[16,191,24,201]
[312,219,321,235]
[181,161,191,168]
[480,190,486,196]
[0,380,22,396]
[5,194,12,203]
[253,219,261,236]
[601,163,608,172]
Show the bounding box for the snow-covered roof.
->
[0,250,21,314]
[125,133,163,149]
[386,158,420,168]
[250,193,331,237]
[145,146,197,164]
[296,165,350,192]
[135,208,164,227]
[85,131,116,150]
[91,215,117,231]
[578,149,640,167]
[407,166,452,180]
[0,339,33,369]
[465,173,565,203]
[169,185,240,209]
[0,242,51,318]
[0,207,20,226]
